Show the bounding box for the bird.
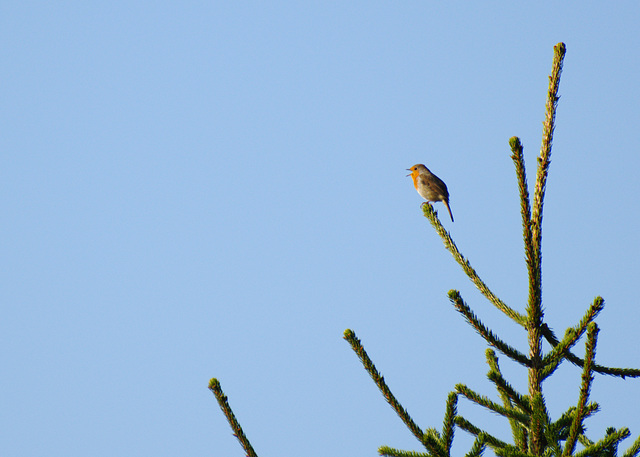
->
[407,164,454,222]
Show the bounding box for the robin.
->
[407,164,454,222]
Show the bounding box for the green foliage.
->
[208,42,640,457]
[342,42,640,457]
[208,378,258,457]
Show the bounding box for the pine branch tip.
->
[509,136,522,150]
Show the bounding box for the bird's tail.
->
[444,201,454,222]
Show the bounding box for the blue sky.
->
[2,2,639,456]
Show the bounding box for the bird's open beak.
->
[406,169,411,177]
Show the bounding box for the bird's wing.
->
[421,174,449,198]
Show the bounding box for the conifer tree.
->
[209,42,640,457]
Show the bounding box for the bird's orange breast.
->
[410,170,420,189]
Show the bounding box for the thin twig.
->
[421,203,525,325]
[208,378,258,457]
[343,329,440,453]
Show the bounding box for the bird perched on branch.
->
[407,164,454,222]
